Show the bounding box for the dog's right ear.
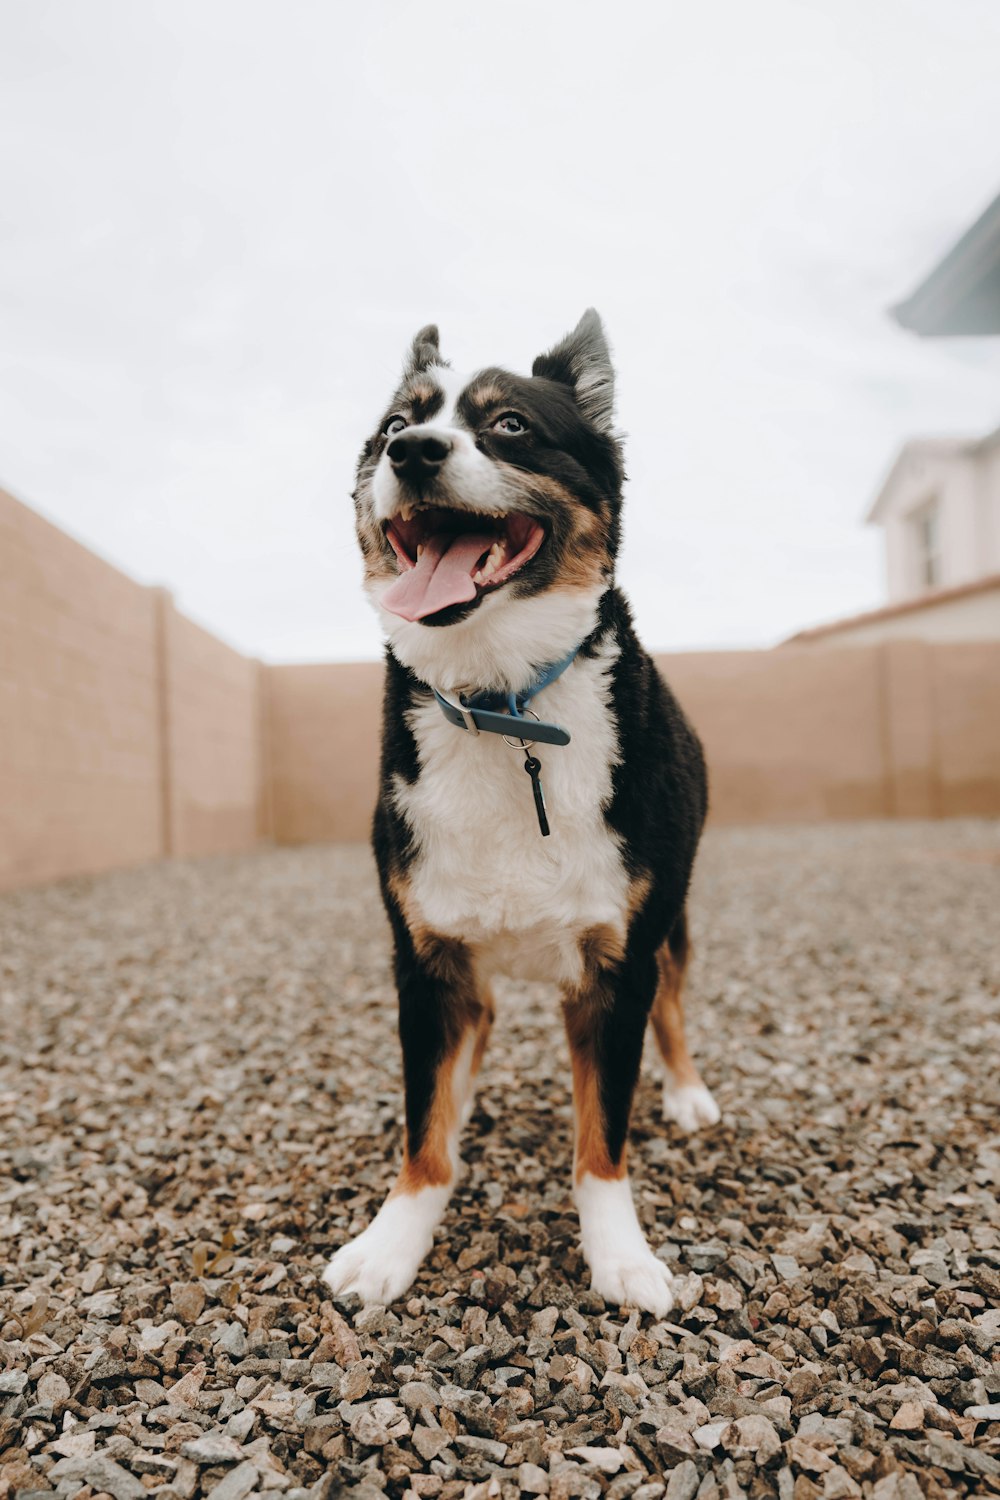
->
[532,309,615,434]
[405,324,444,375]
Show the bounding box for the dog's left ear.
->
[405,324,445,375]
[532,308,615,434]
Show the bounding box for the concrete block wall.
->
[266,662,384,847]
[660,648,889,823]
[261,640,1000,842]
[0,488,266,892]
[0,489,163,890]
[2,483,999,890]
[160,598,263,858]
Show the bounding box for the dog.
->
[324,311,718,1315]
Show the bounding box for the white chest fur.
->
[392,640,629,985]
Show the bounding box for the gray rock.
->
[47,1455,146,1500]
[181,1432,244,1464]
[7,826,1000,1498]
[453,1433,508,1463]
[36,1371,71,1406]
[399,1379,441,1413]
[666,1462,700,1500]
[225,1407,257,1441]
[412,1423,453,1461]
[307,1362,343,1390]
[88,1353,129,1384]
[348,1397,411,1446]
[216,1322,248,1358]
[205,1459,260,1500]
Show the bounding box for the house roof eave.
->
[892,191,1000,337]
[783,571,1000,644]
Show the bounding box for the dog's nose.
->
[387,430,452,475]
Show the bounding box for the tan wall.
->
[161,599,262,857]
[658,648,889,823]
[0,490,163,890]
[0,488,265,891]
[263,640,1000,841]
[3,483,999,891]
[266,662,382,845]
[932,641,1000,816]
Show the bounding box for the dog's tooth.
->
[416,543,424,559]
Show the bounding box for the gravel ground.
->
[2,821,999,1500]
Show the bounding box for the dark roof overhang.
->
[892,191,1000,336]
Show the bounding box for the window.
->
[910,498,942,590]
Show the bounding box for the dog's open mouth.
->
[381,507,546,624]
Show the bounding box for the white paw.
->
[322,1186,448,1305]
[323,1223,422,1305]
[589,1249,675,1317]
[575,1173,674,1317]
[662,1081,720,1133]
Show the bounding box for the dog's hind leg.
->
[460,982,495,1128]
[563,936,675,1317]
[648,910,720,1133]
[323,929,483,1306]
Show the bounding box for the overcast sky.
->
[2,0,999,661]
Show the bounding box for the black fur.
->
[357,312,709,1283]
[354,363,625,614]
[371,583,708,1173]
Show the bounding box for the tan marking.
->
[467,380,507,410]
[354,482,397,584]
[578,921,626,973]
[563,996,626,1182]
[393,1036,465,1193]
[385,868,412,938]
[628,870,652,922]
[648,939,703,1089]
[499,469,613,592]
[470,983,495,1080]
[380,900,489,1197]
[557,532,612,592]
[562,971,626,1184]
[410,927,479,995]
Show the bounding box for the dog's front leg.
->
[323,930,483,1306]
[563,942,673,1317]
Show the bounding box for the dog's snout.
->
[387,430,452,474]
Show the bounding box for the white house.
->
[789,190,1000,647]
[866,429,1000,603]
[787,433,1000,646]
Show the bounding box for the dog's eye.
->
[383,415,408,437]
[493,413,527,434]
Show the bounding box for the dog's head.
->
[354,311,624,689]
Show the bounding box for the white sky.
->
[2,0,999,661]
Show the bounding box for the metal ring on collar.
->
[502,709,539,750]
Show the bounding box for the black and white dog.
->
[324,312,718,1315]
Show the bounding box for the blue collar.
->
[431,641,583,745]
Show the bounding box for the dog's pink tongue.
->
[381,531,494,622]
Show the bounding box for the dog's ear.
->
[532,308,615,434]
[405,324,445,375]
